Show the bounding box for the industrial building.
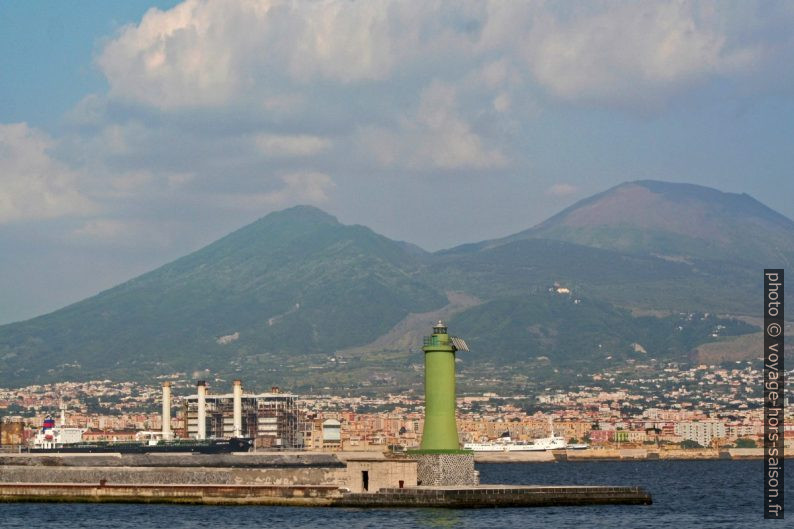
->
[178,380,302,449]
[0,417,25,448]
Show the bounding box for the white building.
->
[674,420,726,447]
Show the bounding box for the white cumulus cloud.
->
[97,0,400,109]
[0,123,97,224]
[359,81,507,171]
[95,0,790,112]
[518,1,761,106]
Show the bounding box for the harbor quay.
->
[0,452,651,507]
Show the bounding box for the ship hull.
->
[26,437,253,454]
[463,436,568,452]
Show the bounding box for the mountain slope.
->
[450,291,756,365]
[0,206,446,384]
[425,236,757,315]
[498,180,794,267]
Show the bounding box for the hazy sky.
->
[1,0,794,324]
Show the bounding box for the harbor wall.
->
[336,485,652,508]
[0,453,416,493]
[0,483,652,508]
[0,465,345,487]
[0,483,341,506]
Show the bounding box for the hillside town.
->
[2,360,791,452]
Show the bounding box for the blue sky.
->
[1,0,793,324]
[0,2,182,126]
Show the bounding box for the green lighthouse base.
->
[409,452,479,486]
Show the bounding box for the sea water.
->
[0,460,788,528]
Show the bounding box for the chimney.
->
[233,380,243,438]
[197,381,207,440]
[161,382,172,440]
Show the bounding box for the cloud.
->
[280,171,334,203]
[4,1,789,248]
[72,219,128,241]
[358,81,507,171]
[214,171,334,209]
[97,0,399,109]
[0,123,97,224]
[94,0,792,112]
[518,1,761,106]
[254,134,331,157]
[69,218,180,248]
[546,183,579,197]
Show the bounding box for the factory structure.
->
[161,380,302,449]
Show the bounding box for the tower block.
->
[420,321,467,451]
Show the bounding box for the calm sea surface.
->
[0,460,788,528]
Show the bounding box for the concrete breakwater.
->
[336,485,651,508]
[0,452,651,508]
[0,483,342,506]
[0,482,652,507]
[0,453,410,493]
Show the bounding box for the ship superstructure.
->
[31,416,86,450]
[463,417,569,452]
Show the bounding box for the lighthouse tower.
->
[420,321,468,451]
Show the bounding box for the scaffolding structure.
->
[182,390,303,449]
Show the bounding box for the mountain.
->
[0,206,446,384]
[502,180,794,267]
[1,181,790,389]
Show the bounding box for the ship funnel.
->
[161,382,172,440]
[233,379,243,438]
[197,380,207,440]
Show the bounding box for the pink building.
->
[589,430,612,444]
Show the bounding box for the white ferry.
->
[464,417,568,452]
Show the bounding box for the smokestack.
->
[233,380,242,438]
[161,382,172,440]
[197,380,207,440]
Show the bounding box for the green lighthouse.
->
[420,320,469,451]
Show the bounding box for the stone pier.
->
[0,453,651,508]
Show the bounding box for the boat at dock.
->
[463,432,568,452]
[26,416,252,454]
[463,417,573,452]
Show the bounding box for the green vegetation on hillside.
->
[450,291,756,366]
[0,206,446,385]
[0,180,789,389]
